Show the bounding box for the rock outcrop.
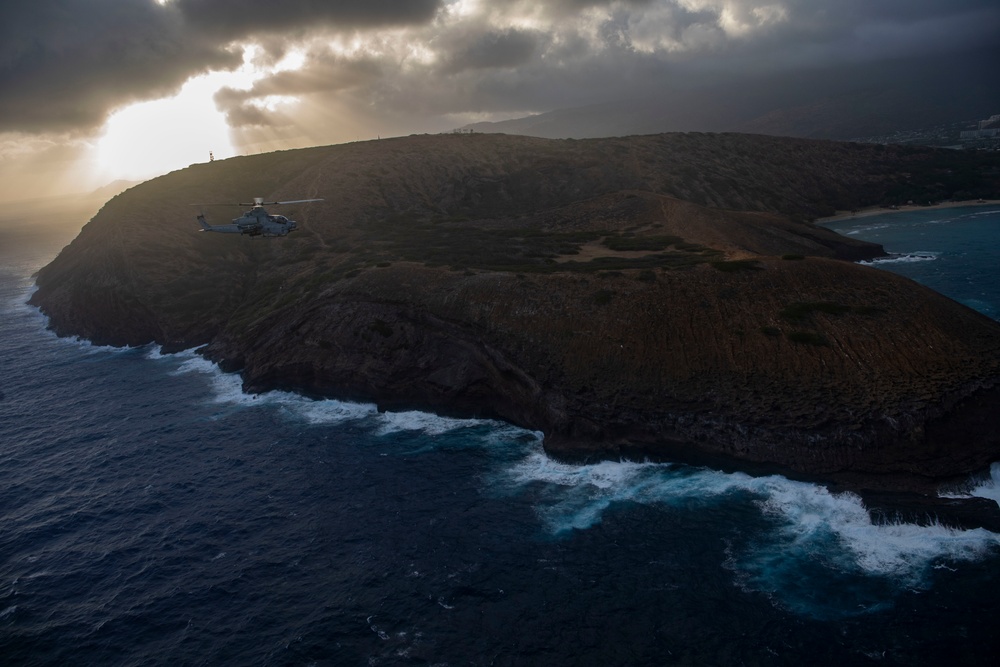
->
[29,133,1000,493]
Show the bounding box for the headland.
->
[28,132,1000,497]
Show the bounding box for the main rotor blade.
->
[277,198,324,204]
[192,198,324,206]
[244,198,325,206]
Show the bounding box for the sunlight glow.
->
[445,0,479,19]
[246,95,301,113]
[93,45,299,184]
[275,49,307,73]
[95,75,237,181]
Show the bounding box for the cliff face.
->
[29,133,1000,492]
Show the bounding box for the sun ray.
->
[92,46,299,184]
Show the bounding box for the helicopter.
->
[196,197,323,237]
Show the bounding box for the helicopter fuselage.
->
[198,207,299,237]
[196,197,321,237]
[231,208,298,237]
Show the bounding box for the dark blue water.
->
[3,210,1000,665]
[823,205,1000,320]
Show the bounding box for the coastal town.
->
[854,111,1000,150]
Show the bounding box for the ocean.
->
[822,205,1000,321]
[2,205,1000,665]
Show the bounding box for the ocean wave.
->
[52,335,143,356]
[10,283,123,356]
[860,252,938,265]
[844,223,890,235]
[941,462,1000,507]
[15,285,122,355]
[969,463,1000,506]
[963,208,1000,219]
[153,347,379,424]
[373,410,495,436]
[149,345,508,436]
[500,447,1000,616]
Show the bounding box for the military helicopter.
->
[196,197,323,237]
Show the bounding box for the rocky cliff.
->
[30,133,1000,493]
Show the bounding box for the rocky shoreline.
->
[171,255,1000,501]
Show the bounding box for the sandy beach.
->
[816,199,1000,224]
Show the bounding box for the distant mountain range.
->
[461,49,1000,141]
[91,179,141,199]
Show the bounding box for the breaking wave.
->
[149,346,504,438]
[861,252,938,265]
[500,449,1000,617]
[941,462,1000,507]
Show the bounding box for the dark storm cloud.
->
[439,29,541,73]
[207,0,1000,144]
[0,1,232,133]
[174,0,442,41]
[734,0,1000,56]
[3,0,999,138]
[0,0,442,134]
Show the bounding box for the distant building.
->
[961,128,999,140]
[979,114,1000,130]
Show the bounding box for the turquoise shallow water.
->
[822,205,1000,320]
[2,214,1000,664]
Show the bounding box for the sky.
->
[2,0,998,201]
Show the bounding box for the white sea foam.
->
[373,410,493,436]
[165,351,252,405]
[154,347,379,422]
[143,345,516,435]
[14,288,129,356]
[504,452,669,531]
[965,208,1000,218]
[503,447,1000,585]
[943,461,1000,507]
[297,400,378,424]
[144,346,175,361]
[151,347,535,443]
[844,223,891,236]
[150,347,519,434]
[58,336,142,356]
[861,252,938,265]
[969,463,1000,506]
[747,475,998,581]
[483,424,543,447]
